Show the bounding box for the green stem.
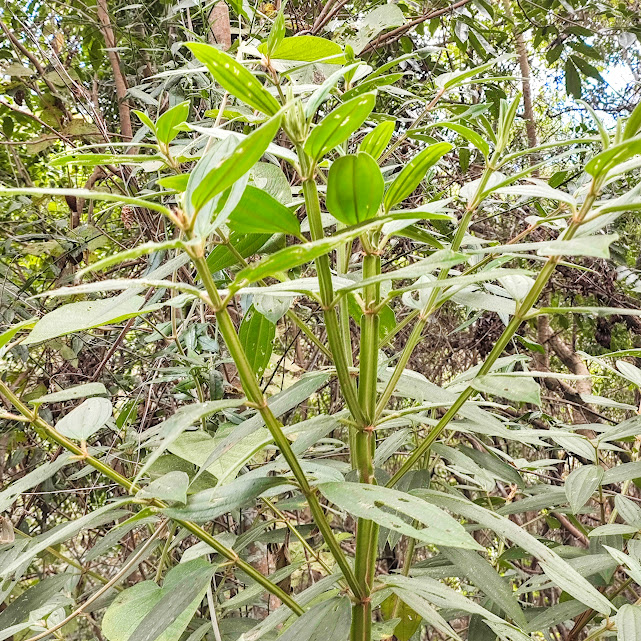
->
[297,156,366,427]
[352,248,381,641]
[0,380,305,616]
[188,245,363,599]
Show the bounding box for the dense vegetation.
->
[1,1,641,640]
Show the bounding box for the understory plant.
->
[3,27,641,641]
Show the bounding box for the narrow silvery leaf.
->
[565,465,603,514]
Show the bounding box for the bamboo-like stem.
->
[214,227,332,359]
[0,380,305,616]
[297,149,367,426]
[352,246,381,641]
[187,244,363,599]
[387,181,603,487]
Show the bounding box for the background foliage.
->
[1,1,641,640]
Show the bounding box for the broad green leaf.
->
[191,115,281,214]
[136,471,189,504]
[624,100,641,140]
[239,306,276,377]
[278,597,351,641]
[207,232,272,273]
[103,559,213,641]
[304,93,376,161]
[484,621,532,641]
[381,594,423,641]
[470,375,541,406]
[415,490,612,614]
[616,359,641,387]
[615,495,641,527]
[228,185,301,236]
[186,43,280,115]
[23,296,158,344]
[318,482,482,549]
[383,142,452,212]
[133,109,156,133]
[233,235,346,285]
[259,36,344,63]
[420,122,489,158]
[358,120,396,159]
[155,101,189,145]
[134,399,246,484]
[304,62,362,119]
[56,397,113,440]
[617,604,641,641]
[565,465,603,513]
[589,523,638,537]
[168,428,271,485]
[29,382,108,405]
[185,136,248,234]
[570,55,603,82]
[564,58,581,98]
[476,234,618,259]
[326,152,384,224]
[162,476,289,522]
[0,317,36,351]
[76,239,188,277]
[458,446,524,488]
[189,371,330,484]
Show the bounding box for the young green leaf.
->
[564,58,582,99]
[239,306,276,376]
[304,93,376,161]
[266,10,286,58]
[259,36,344,63]
[228,185,301,236]
[358,120,396,159]
[132,109,157,133]
[155,101,190,145]
[186,43,280,115]
[383,142,452,212]
[326,152,384,224]
[624,100,641,140]
[585,136,641,176]
[191,115,281,214]
[207,232,272,273]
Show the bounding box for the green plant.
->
[2,24,641,641]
